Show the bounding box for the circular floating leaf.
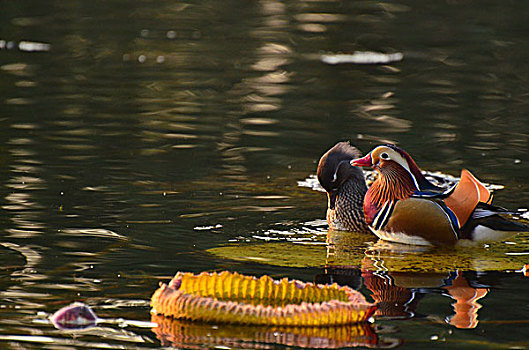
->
[151,271,376,326]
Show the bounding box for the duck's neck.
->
[330,179,369,232]
[364,165,417,224]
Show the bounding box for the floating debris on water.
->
[49,302,98,330]
[18,41,51,52]
[194,224,222,231]
[0,39,51,52]
[321,51,403,65]
[0,40,16,50]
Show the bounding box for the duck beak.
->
[350,153,373,167]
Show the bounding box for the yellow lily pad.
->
[151,271,376,326]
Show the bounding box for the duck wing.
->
[459,202,529,240]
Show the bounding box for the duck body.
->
[369,197,458,245]
[317,142,369,232]
[351,144,529,246]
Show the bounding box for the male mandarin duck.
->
[350,144,529,246]
[317,142,369,232]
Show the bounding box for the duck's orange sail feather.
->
[443,169,492,228]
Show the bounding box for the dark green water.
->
[1,0,529,348]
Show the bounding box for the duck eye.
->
[380,152,390,160]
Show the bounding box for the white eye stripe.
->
[390,151,420,190]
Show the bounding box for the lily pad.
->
[151,271,376,326]
[207,230,529,273]
[208,242,329,268]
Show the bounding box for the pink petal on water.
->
[49,302,98,330]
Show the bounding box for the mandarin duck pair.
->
[317,142,529,246]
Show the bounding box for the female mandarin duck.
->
[317,142,369,232]
[350,144,529,246]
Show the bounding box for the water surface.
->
[1,0,529,348]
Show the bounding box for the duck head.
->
[317,142,369,232]
[351,144,439,193]
[317,142,366,208]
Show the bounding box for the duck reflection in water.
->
[315,263,488,329]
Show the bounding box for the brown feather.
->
[371,162,417,203]
[364,161,418,224]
